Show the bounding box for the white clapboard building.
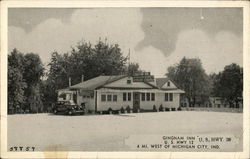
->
[57,73,185,113]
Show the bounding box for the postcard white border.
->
[1,1,249,158]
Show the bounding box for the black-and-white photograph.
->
[1,1,250,158]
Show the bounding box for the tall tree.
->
[45,51,69,104]
[8,49,45,114]
[127,63,142,76]
[91,41,126,77]
[212,63,243,107]
[208,73,220,97]
[166,57,210,106]
[23,53,44,113]
[8,49,27,113]
[45,39,130,104]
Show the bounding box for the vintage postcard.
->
[1,0,249,158]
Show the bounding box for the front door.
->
[133,92,140,111]
[73,93,77,104]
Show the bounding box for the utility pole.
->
[69,77,71,87]
[128,49,131,76]
[128,48,131,66]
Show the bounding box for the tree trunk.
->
[193,97,196,107]
[187,97,191,107]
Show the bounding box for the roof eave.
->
[95,75,128,90]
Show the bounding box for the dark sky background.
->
[8,8,243,76]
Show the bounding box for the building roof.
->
[155,78,169,88]
[69,75,126,90]
[103,82,156,89]
[57,87,70,92]
[65,75,184,93]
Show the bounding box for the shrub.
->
[159,104,163,111]
[153,105,157,112]
[108,107,113,114]
[121,107,125,113]
[133,107,139,113]
[126,105,131,112]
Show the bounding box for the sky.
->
[8,8,243,77]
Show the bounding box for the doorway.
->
[133,92,140,111]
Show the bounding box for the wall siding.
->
[140,93,180,110]
[76,92,94,111]
[96,88,180,111]
[96,90,133,111]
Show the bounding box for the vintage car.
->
[52,101,85,115]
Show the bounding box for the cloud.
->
[8,8,243,77]
[167,29,243,74]
[133,29,242,76]
[133,46,168,77]
[8,8,75,32]
[8,8,145,66]
[136,8,243,57]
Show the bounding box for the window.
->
[128,93,131,101]
[165,93,173,101]
[167,82,170,87]
[123,93,127,101]
[107,95,112,101]
[113,95,117,102]
[101,94,106,102]
[59,93,66,100]
[127,80,132,84]
[169,93,173,101]
[141,93,145,101]
[146,93,150,101]
[91,93,94,98]
[151,93,155,101]
[165,93,169,101]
